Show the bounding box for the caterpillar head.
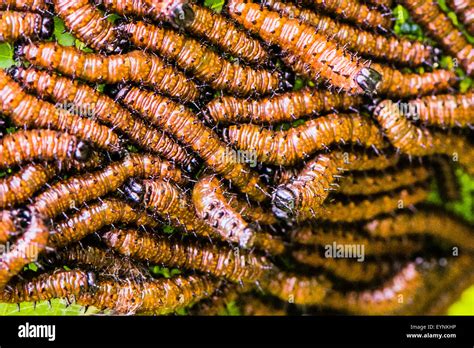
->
[11,207,33,231]
[69,140,93,162]
[105,83,130,101]
[170,3,195,29]
[124,178,145,204]
[356,68,382,94]
[39,15,54,40]
[272,187,296,218]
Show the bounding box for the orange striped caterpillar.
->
[53,0,125,53]
[11,67,197,170]
[399,0,474,76]
[114,85,269,202]
[205,88,364,125]
[102,228,273,283]
[224,192,278,225]
[0,11,53,42]
[192,174,284,254]
[189,284,251,315]
[364,0,393,9]
[0,210,20,243]
[0,269,96,303]
[297,0,392,31]
[373,100,474,175]
[77,274,218,315]
[32,153,186,219]
[49,198,159,248]
[263,0,435,67]
[227,0,382,94]
[0,208,49,290]
[431,157,461,202]
[364,208,474,250]
[120,21,281,96]
[0,70,121,152]
[272,151,399,219]
[290,223,425,256]
[0,129,92,169]
[282,53,458,98]
[338,165,432,196]
[19,43,200,103]
[0,0,50,12]
[446,0,474,36]
[292,250,393,283]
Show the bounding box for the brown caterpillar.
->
[292,250,393,283]
[205,88,364,125]
[192,175,284,254]
[290,223,425,256]
[364,208,474,250]
[32,153,186,219]
[0,0,50,12]
[338,165,432,196]
[224,113,385,166]
[120,21,281,96]
[282,53,458,98]
[45,245,150,279]
[190,284,250,315]
[227,0,382,94]
[19,43,200,102]
[53,0,125,53]
[399,0,474,76]
[103,228,273,283]
[374,99,474,175]
[224,192,278,225]
[77,274,218,315]
[0,269,96,303]
[115,85,269,202]
[446,0,474,36]
[364,0,393,9]
[401,92,474,128]
[239,295,287,316]
[272,151,399,219]
[11,67,197,170]
[0,70,121,152]
[431,156,461,201]
[264,0,435,67]
[0,208,49,290]
[49,198,159,248]
[0,210,16,243]
[0,10,53,42]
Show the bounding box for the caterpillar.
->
[290,223,425,256]
[400,92,474,129]
[53,0,125,54]
[227,0,382,94]
[0,11,53,42]
[205,88,364,125]
[338,165,432,196]
[263,0,435,67]
[192,175,284,254]
[272,151,400,219]
[19,43,200,103]
[0,129,92,169]
[239,295,287,315]
[44,245,150,280]
[77,274,218,315]
[446,0,474,36]
[0,269,96,303]
[49,198,159,248]
[0,208,49,290]
[399,0,474,76]
[292,249,394,283]
[114,85,269,202]
[189,284,251,315]
[0,210,17,243]
[364,208,474,250]
[32,153,186,219]
[374,100,474,175]
[224,192,278,225]
[282,53,458,98]
[0,0,50,12]
[260,271,331,305]
[11,67,197,170]
[297,0,392,31]
[0,70,121,152]
[120,21,281,96]
[103,228,273,283]
[364,0,393,9]
[224,113,385,166]
[431,156,461,202]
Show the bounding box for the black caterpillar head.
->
[39,15,54,40]
[170,3,195,29]
[356,68,382,94]
[124,178,145,204]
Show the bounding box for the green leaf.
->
[293,77,305,91]
[225,301,241,316]
[0,299,100,316]
[53,17,75,47]
[204,0,225,12]
[0,43,15,69]
[162,225,175,234]
[75,39,94,53]
[106,13,122,24]
[459,77,473,93]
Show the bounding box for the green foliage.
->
[149,265,181,278]
[0,43,15,69]
[204,0,225,12]
[53,17,75,47]
[0,300,99,316]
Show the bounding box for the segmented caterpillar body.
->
[115,86,269,202]
[446,0,474,35]
[225,192,278,225]
[264,0,434,66]
[12,67,197,169]
[20,43,200,102]
[0,210,16,243]
[0,0,49,12]
[103,228,272,283]
[0,10,53,42]
[227,0,381,94]
[205,88,364,125]
[240,295,287,315]
[49,198,158,248]
[53,0,123,53]
[431,157,461,201]
[121,21,280,96]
